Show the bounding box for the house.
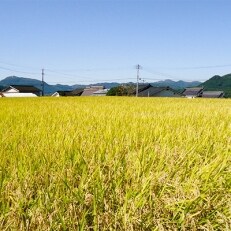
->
[2,85,41,96]
[137,84,153,93]
[92,89,109,96]
[52,88,84,97]
[81,86,105,96]
[135,84,183,97]
[182,87,204,98]
[52,91,72,97]
[0,92,37,97]
[202,91,224,98]
[0,85,5,92]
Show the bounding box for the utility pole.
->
[136,64,141,97]
[42,68,44,96]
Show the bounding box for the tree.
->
[107,86,128,96]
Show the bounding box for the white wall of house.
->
[4,87,19,93]
[92,89,108,96]
[2,93,37,97]
[185,95,197,98]
[51,92,60,97]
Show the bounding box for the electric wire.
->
[0,66,40,75]
[0,60,230,84]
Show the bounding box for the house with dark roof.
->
[202,91,224,98]
[0,85,5,91]
[137,84,152,93]
[52,88,84,97]
[2,85,41,96]
[134,84,183,97]
[182,87,204,98]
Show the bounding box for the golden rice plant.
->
[0,97,230,230]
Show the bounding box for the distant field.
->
[0,97,230,230]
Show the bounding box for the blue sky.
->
[0,0,231,84]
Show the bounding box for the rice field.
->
[0,97,230,230]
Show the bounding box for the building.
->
[2,85,41,96]
[92,89,109,96]
[81,86,105,96]
[0,92,37,97]
[202,91,224,98]
[182,87,204,98]
[52,88,84,97]
[135,84,183,97]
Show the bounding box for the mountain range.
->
[0,76,202,95]
[0,74,230,97]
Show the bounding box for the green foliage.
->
[106,86,124,96]
[106,85,135,96]
[200,74,231,97]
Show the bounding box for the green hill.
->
[0,76,74,95]
[200,74,231,97]
[152,79,201,89]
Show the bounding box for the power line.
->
[47,78,136,84]
[45,69,88,80]
[1,58,231,73]
[143,68,178,80]
[72,77,136,83]
[0,63,137,83]
[0,66,40,75]
[46,69,138,82]
[45,66,131,72]
[172,64,231,70]
[146,64,231,71]
[0,60,229,84]
[0,60,40,70]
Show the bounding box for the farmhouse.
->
[135,84,183,97]
[182,87,204,98]
[0,92,37,97]
[182,87,225,98]
[92,89,109,96]
[1,85,41,96]
[202,91,224,98]
[81,86,106,96]
[52,88,84,97]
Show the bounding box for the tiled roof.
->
[9,85,41,93]
[138,84,152,92]
[182,87,203,96]
[56,91,73,96]
[138,86,182,97]
[81,86,105,96]
[202,91,224,98]
[71,88,84,96]
[138,87,166,96]
[56,88,84,96]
